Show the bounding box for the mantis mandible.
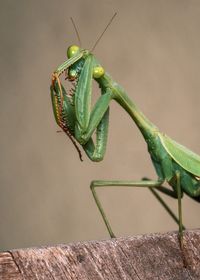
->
[50,22,200,250]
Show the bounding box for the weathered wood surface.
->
[1,230,200,280]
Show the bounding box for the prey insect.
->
[50,24,200,250]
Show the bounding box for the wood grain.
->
[1,230,200,279]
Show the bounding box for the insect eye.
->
[93,66,105,79]
[67,45,80,58]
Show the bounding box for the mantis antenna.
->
[70,17,82,47]
[90,12,117,52]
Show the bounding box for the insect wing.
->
[158,132,200,177]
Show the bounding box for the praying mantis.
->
[50,22,200,250]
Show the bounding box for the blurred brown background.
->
[0,0,200,251]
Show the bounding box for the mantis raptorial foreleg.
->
[52,76,111,161]
[82,108,110,161]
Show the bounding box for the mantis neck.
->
[102,74,158,140]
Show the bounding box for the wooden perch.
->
[1,230,200,279]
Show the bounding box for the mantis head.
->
[66,45,105,81]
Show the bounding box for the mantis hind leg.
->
[90,178,182,238]
[176,171,184,249]
[148,186,185,230]
[150,172,184,249]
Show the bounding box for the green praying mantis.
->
[50,21,200,250]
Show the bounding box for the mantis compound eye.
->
[67,45,80,58]
[93,66,105,79]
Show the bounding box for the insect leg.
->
[176,171,184,249]
[75,88,112,144]
[149,187,186,229]
[82,107,109,161]
[75,82,113,161]
[142,177,185,229]
[148,173,185,251]
[90,179,164,238]
[51,80,83,160]
[74,55,94,131]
